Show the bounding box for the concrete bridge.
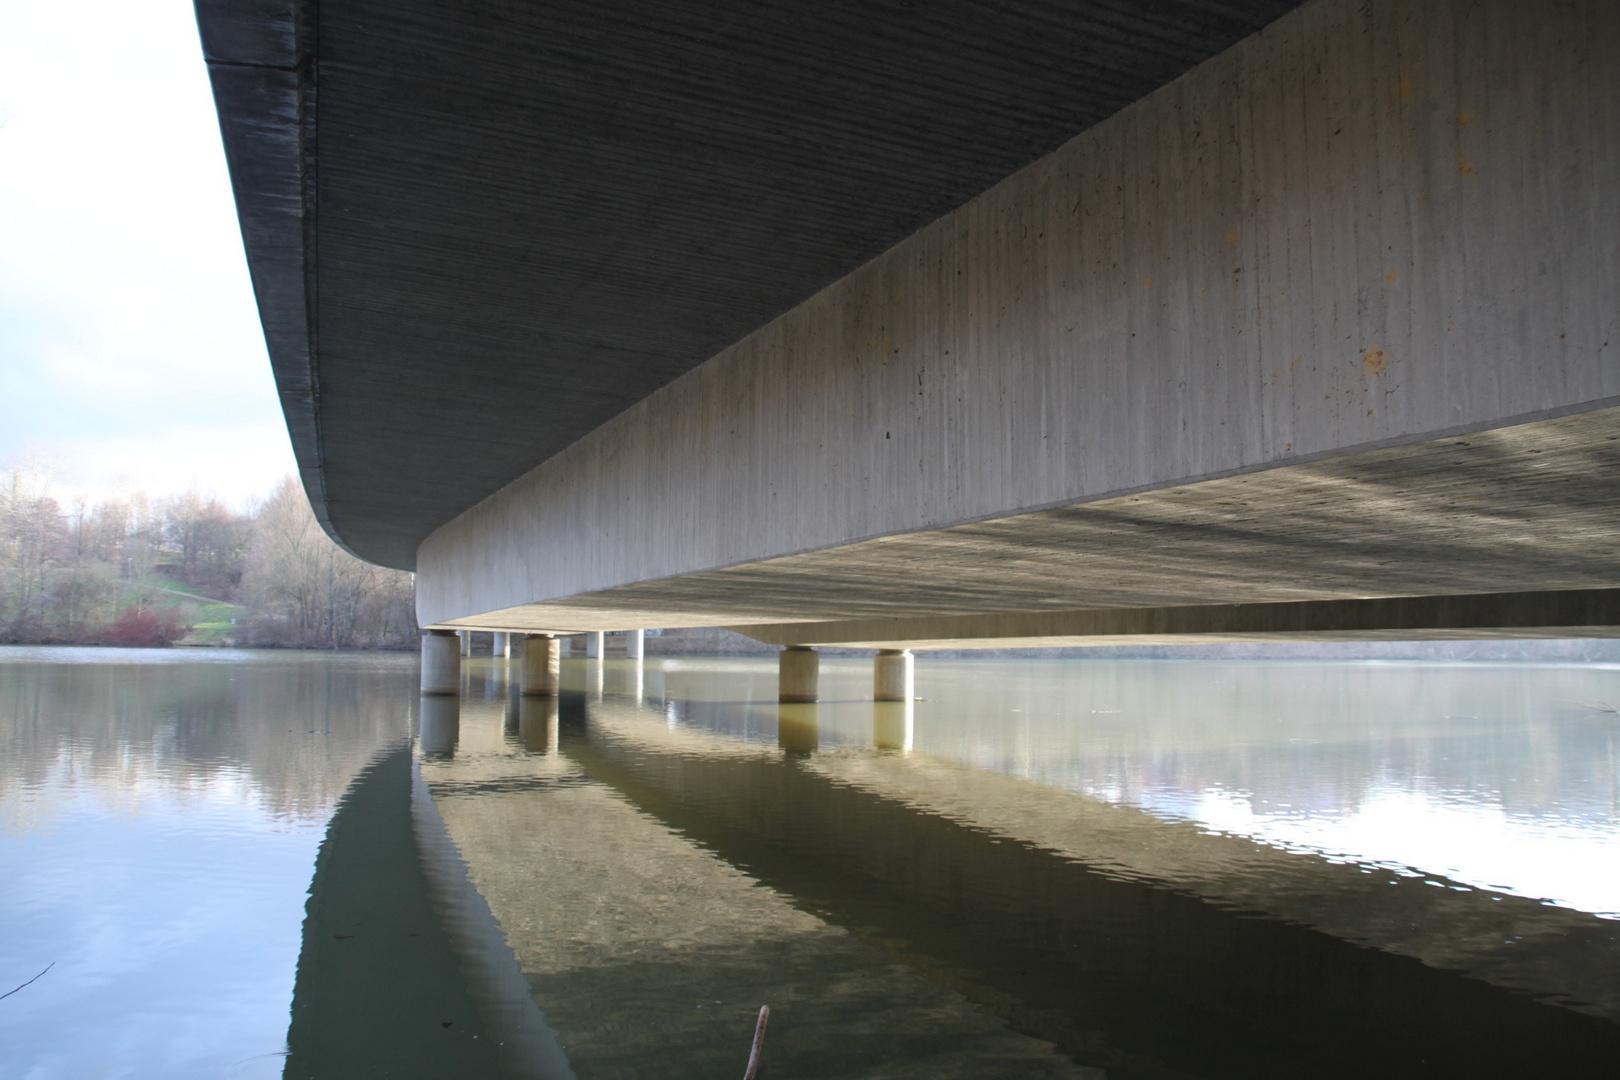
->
[198,0,1620,694]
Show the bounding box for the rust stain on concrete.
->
[1385,269,1399,284]
[1362,345,1389,376]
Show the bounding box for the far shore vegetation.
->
[0,463,416,649]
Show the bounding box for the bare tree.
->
[237,477,416,648]
[0,460,65,637]
[0,464,415,649]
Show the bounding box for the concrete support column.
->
[585,630,604,658]
[874,649,914,702]
[421,629,461,695]
[625,628,645,659]
[492,630,509,658]
[458,630,472,656]
[779,645,819,703]
[521,634,560,696]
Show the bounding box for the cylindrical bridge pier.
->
[779,645,819,703]
[421,629,461,695]
[874,649,913,702]
[520,634,560,696]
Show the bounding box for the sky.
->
[0,0,297,510]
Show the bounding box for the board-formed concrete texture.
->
[197,0,1302,568]
[203,0,1620,645]
[411,0,1620,642]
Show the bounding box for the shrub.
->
[102,606,190,647]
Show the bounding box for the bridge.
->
[197,0,1620,696]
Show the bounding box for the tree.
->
[0,462,415,649]
[0,460,66,639]
[161,491,248,595]
[236,477,416,648]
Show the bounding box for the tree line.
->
[0,464,417,649]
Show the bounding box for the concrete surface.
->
[778,646,819,704]
[873,650,914,701]
[415,0,1619,638]
[521,635,560,697]
[420,630,461,694]
[197,0,1298,569]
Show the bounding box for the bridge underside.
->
[440,408,1620,647]
[198,0,1299,570]
[203,0,1620,648]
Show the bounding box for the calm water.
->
[2,647,1618,1078]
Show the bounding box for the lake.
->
[2,646,1617,1078]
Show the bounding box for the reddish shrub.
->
[102,606,190,647]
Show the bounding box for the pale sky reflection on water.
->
[3,649,1618,1078]
[0,649,414,1080]
[1175,785,1620,920]
[0,789,320,1080]
[793,655,1620,924]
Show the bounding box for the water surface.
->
[2,647,1617,1078]
[0,648,414,1079]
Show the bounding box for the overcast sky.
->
[0,0,296,510]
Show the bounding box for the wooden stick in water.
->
[743,1005,770,1080]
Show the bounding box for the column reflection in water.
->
[419,654,1620,1080]
[644,663,666,711]
[777,702,819,755]
[872,699,913,752]
[504,686,522,738]
[602,658,643,700]
[419,694,461,759]
[520,694,561,755]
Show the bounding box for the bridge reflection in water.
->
[415,657,1620,1080]
[286,731,574,1080]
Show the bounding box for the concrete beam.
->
[416,0,1620,634]
[735,588,1620,651]
[427,409,1620,636]
[201,0,1302,570]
